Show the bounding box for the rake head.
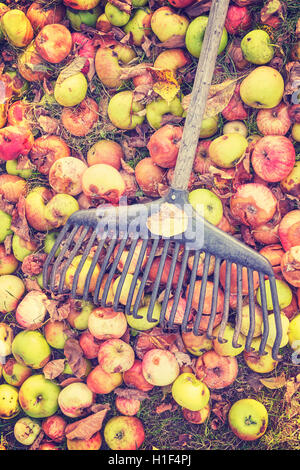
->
[43,189,283,361]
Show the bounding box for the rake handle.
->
[171,0,230,191]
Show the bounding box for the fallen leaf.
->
[284,376,300,404]
[260,372,286,389]
[43,359,66,380]
[150,69,180,104]
[64,337,87,379]
[56,56,87,86]
[10,196,30,241]
[107,0,132,15]
[155,402,178,414]
[65,407,110,441]
[114,387,149,401]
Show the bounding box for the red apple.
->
[251,136,295,183]
[0,126,34,161]
[61,97,99,137]
[123,359,154,392]
[104,416,145,450]
[30,135,71,175]
[35,24,72,64]
[147,124,183,169]
[115,397,141,416]
[86,364,123,394]
[225,5,252,35]
[259,244,285,275]
[87,140,123,170]
[97,339,135,373]
[280,246,300,288]
[42,415,67,442]
[135,158,165,197]
[278,210,300,251]
[67,431,102,450]
[79,330,102,359]
[230,183,278,228]
[256,103,292,136]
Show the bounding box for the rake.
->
[43,0,283,360]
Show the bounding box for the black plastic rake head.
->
[43,0,283,360]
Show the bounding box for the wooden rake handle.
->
[171,0,230,191]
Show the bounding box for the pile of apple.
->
[0,0,299,451]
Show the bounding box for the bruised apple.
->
[95,45,136,89]
[64,254,101,295]
[147,124,183,169]
[61,97,99,137]
[0,174,26,203]
[54,72,88,107]
[42,415,67,442]
[86,364,123,394]
[150,6,189,43]
[35,24,72,64]
[0,244,18,275]
[82,164,125,203]
[135,158,165,197]
[108,91,145,130]
[26,2,66,32]
[153,48,191,72]
[208,133,248,168]
[1,9,34,48]
[195,350,238,389]
[219,260,260,296]
[123,359,154,392]
[16,290,48,330]
[87,140,123,170]
[228,399,268,441]
[104,416,145,451]
[0,126,34,161]
[79,330,101,359]
[67,431,102,451]
[280,246,300,288]
[172,372,210,411]
[88,307,128,340]
[30,135,71,175]
[63,0,101,9]
[142,349,180,386]
[17,42,49,83]
[97,339,135,373]
[224,5,252,34]
[278,210,300,251]
[58,382,94,418]
[115,397,141,416]
[49,157,87,196]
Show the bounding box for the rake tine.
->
[268,275,282,360]
[58,226,90,294]
[124,238,150,316]
[101,236,128,307]
[113,237,139,310]
[217,260,231,343]
[83,236,106,301]
[49,224,79,292]
[193,253,211,336]
[43,222,71,289]
[184,250,201,330]
[244,268,255,351]
[129,237,160,317]
[207,256,221,339]
[146,240,171,323]
[171,248,190,331]
[258,272,269,356]
[71,230,98,299]
[231,264,243,347]
[93,236,118,306]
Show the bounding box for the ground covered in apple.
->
[0,0,299,452]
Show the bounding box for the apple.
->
[97,339,135,373]
[185,16,227,58]
[115,397,141,416]
[6,159,33,179]
[150,6,189,43]
[19,374,61,419]
[225,5,252,35]
[0,174,26,203]
[153,48,190,73]
[81,163,125,203]
[14,417,41,446]
[48,157,87,196]
[256,103,292,136]
[124,8,152,46]
[241,29,274,64]
[259,244,285,276]
[35,24,72,64]
[26,2,66,32]
[95,44,136,89]
[240,66,284,109]
[172,372,210,411]
[147,124,183,169]
[239,304,264,338]
[229,183,277,228]
[142,349,180,386]
[87,139,123,170]
[61,96,99,137]
[199,116,219,138]
[243,338,278,373]
[251,135,295,183]
[38,442,61,450]
[188,188,223,226]
[182,404,210,424]
[187,279,224,317]
[292,123,300,142]
[88,307,128,340]
[29,135,71,175]
[17,42,49,83]
[0,384,20,419]
[12,330,51,369]
[42,415,67,442]
[86,364,123,394]
[104,416,145,450]
[0,125,34,162]
[281,246,300,288]
[261,312,290,349]
[281,161,300,196]
[228,398,268,441]
[67,300,94,331]
[66,6,101,30]
[63,0,101,9]
[256,278,292,311]
[0,323,13,358]
[104,2,130,26]
[146,96,183,130]
[123,359,154,392]
[1,9,34,47]
[44,320,71,350]
[223,120,248,137]
[278,210,300,251]
[12,234,37,262]
[2,358,32,387]
[213,324,246,357]
[44,194,80,229]
[64,254,101,296]
[79,330,101,359]
[135,157,165,197]
[58,382,94,418]
[43,231,60,258]
[195,350,238,389]
[112,274,142,307]
[0,210,12,244]
[67,431,102,451]
[0,274,25,314]
[54,72,88,107]
[148,256,186,288]
[0,244,18,274]
[126,302,161,331]
[181,329,213,356]
[288,314,300,351]
[208,133,248,168]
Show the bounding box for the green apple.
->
[6,159,33,179]
[228,398,268,441]
[19,374,61,418]
[44,320,71,350]
[241,30,274,65]
[104,415,145,450]
[213,324,246,357]
[132,0,148,6]
[126,302,161,331]
[14,417,41,446]
[240,304,263,338]
[223,120,248,138]
[12,330,51,369]
[12,234,37,262]
[0,210,12,243]
[199,115,219,138]
[123,8,151,46]
[188,188,223,226]
[43,231,60,258]
[0,383,20,419]
[66,6,101,30]
[108,91,145,130]
[243,337,278,374]
[291,123,300,142]
[240,66,284,109]
[0,274,25,314]
[2,358,32,387]
[172,372,210,411]
[151,6,189,43]
[105,3,130,26]
[67,300,94,330]
[256,278,292,311]
[208,133,248,168]
[146,96,183,129]
[44,194,79,228]
[288,314,300,351]
[54,72,88,107]
[185,16,227,58]
[261,312,290,349]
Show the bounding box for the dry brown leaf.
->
[155,402,178,414]
[107,0,132,15]
[11,196,30,241]
[64,337,87,379]
[260,0,286,23]
[284,376,300,404]
[260,372,286,390]
[150,69,180,104]
[65,407,110,441]
[29,431,45,450]
[114,387,149,401]
[174,351,192,367]
[43,359,66,380]
[56,56,87,86]
[37,115,60,134]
